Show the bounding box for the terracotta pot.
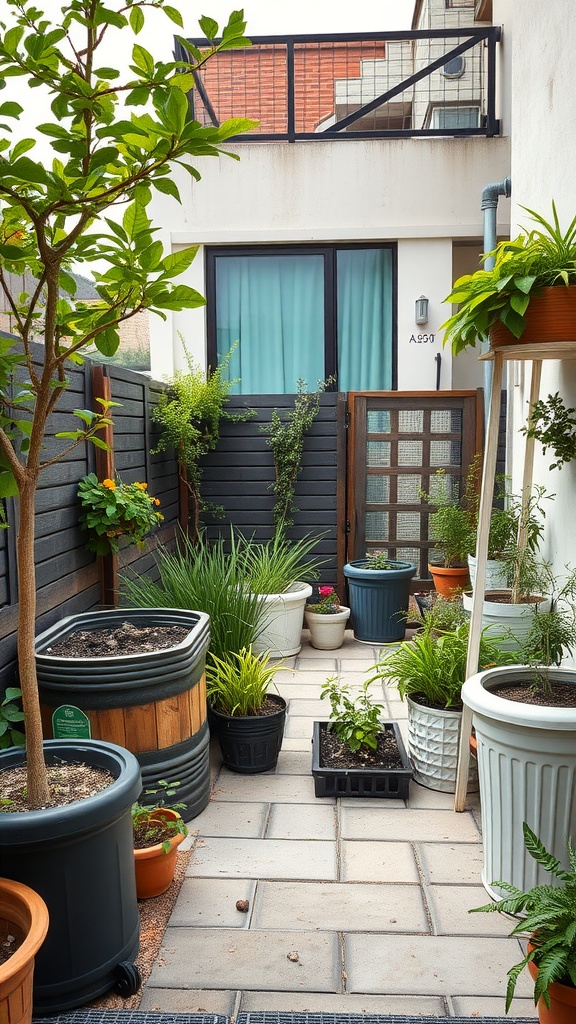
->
[490,285,576,348]
[133,809,186,899]
[528,943,576,1024]
[0,879,49,1024]
[428,563,470,599]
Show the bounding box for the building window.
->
[206,245,395,394]
[441,55,466,78]
[430,105,480,129]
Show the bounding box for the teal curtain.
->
[337,248,393,391]
[215,254,325,394]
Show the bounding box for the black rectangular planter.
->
[311,721,412,799]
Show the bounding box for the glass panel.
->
[366,512,389,541]
[397,474,422,502]
[396,512,421,541]
[427,474,457,502]
[430,409,462,433]
[396,547,419,566]
[366,476,390,503]
[367,410,391,433]
[398,410,424,433]
[338,248,393,391]
[430,440,462,466]
[367,441,391,467]
[398,440,423,466]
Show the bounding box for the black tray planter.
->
[209,694,287,774]
[311,721,412,798]
[0,739,142,1013]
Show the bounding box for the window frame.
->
[205,242,398,392]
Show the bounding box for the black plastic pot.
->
[311,720,412,798]
[343,559,417,642]
[0,739,141,1013]
[34,608,211,818]
[209,694,287,773]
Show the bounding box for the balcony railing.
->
[175,27,501,141]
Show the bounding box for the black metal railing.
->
[175,27,501,141]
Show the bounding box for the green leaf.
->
[131,43,155,77]
[160,245,199,276]
[0,471,19,499]
[199,16,219,40]
[89,436,110,450]
[153,177,181,201]
[129,6,145,34]
[0,102,23,118]
[9,156,50,185]
[163,6,184,27]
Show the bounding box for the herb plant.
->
[321,676,384,753]
[132,780,189,853]
[522,392,576,470]
[423,470,474,568]
[237,530,326,595]
[470,822,576,1012]
[206,647,285,717]
[78,474,164,555]
[365,553,396,570]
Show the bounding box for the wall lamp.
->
[415,295,429,325]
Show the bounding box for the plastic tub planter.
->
[462,664,576,899]
[311,720,412,798]
[34,607,211,818]
[252,582,313,658]
[343,560,417,643]
[209,694,287,774]
[462,590,551,652]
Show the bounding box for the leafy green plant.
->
[206,647,286,717]
[321,676,384,753]
[131,780,189,853]
[522,392,576,470]
[260,377,334,534]
[369,621,515,709]
[419,594,468,633]
[517,564,576,695]
[0,687,25,749]
[120,531,265,665]
[0,0,254,808]
[442,203,576,354]
[364,553,397,570]
[422,470,475,568]
[236,530,326,595]
[470,822,576,1012]
[152,343,254,539]
[77,473,164,555]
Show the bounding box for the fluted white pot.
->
[304,606,350,650]
[462,589,551,651]
[252,581,313,658]
[407,696,478,793]
[462,665,576,900]
[467,555,508,591]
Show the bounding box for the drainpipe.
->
[480,177,512,426]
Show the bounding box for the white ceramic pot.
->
[467,555,508,591]
[462,589,551,651]
[406,696,478,793]
[304,606,350,650]
[462,665,576,899]
[252,581,313,658]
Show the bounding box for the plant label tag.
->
[52,704,92,739]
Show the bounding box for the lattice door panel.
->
[347,391,482,579]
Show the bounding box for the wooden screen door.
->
[347,391,483,578]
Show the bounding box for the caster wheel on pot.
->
[114,960,142,996]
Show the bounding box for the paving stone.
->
[252,880,429,932]
[276,683,325,699]
[266,803,336,840]
[344,933,533,997]
[169,877,256,927]
[340,840,420,883]
[213,772,324,804]
[418,841,485,884]
[239,991,446,1014]
[427,884,516,936]
[189,836,337,879]
[191,800,268,838]
[288,699,329,717]
[138,987,237,1014]
[386,699,408,719]
[282,716,317,740]
[341,806,481,842]
[295,660,339,674]
[451,994,538,1017]
[280,736,315,752]
[274,749,314,775]
[406,784,460,810]
[149,927,341,991]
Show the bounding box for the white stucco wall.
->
[493,0,576,570]
[149,135,511,385]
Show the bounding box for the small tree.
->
[0,0,255,807]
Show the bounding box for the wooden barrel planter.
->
[35,608,211,819]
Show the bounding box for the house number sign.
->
[409,333,435,343]
[52,704,92,739]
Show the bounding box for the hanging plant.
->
[522,391,576,470]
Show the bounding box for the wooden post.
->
[510,360,542,600]
[91,364,118,607]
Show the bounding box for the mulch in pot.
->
[491,678,576,708]
[320,724,405,770]
[46,622,190,658]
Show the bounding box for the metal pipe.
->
[480,177,511,425]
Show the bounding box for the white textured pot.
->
[304,606,350,650]
[406,696,478,793]
[252,581,313,658]
[467,555,508,591]
[462,665,576,900]
[462,589,551,651]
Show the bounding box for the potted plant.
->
[0,1,254,1011]
[522,391,576,471]
[343,552,417,643]
[471,823,576,1023]
[442,203,576,354]
[311,676,412,799]
[77,474,164,555]
[304,586,350,650]
[0,879,49,1024]
[422,469,473,597]
[206,647,288,773]
[132,781,189,900]
[369,618,515,792]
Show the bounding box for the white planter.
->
[462,589,551,651]
[406,696,478,793]
[462,665,576,900]
[252,581,313,658]
[467,555,508,591]
[304,606,350,650]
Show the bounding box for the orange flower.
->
[153,498,161,506]
[102,479,116,490]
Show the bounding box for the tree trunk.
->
[16,475,50,807]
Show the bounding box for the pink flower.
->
[319,585,334,598]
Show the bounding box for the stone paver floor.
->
[140,633,538,1019]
